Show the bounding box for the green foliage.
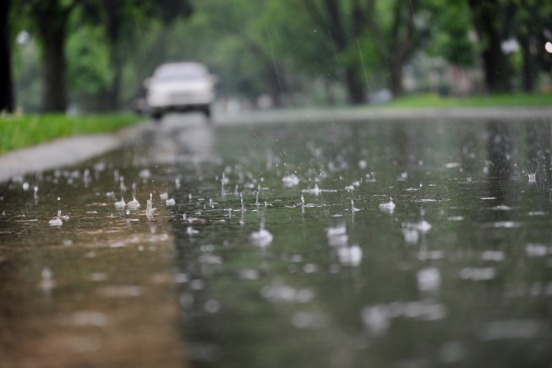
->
[428,1,477,67]
[0,114,140,153]
[8,0,552,113]
[66,26,112,94]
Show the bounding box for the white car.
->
[145,62,216,121]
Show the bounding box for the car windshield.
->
[154,65,207,81]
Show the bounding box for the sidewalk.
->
[0,122,151,183]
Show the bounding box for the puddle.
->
[2,118,552,367]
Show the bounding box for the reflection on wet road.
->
[2,115,552,367]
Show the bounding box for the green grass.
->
[0,113,141,154]
[382,93,552,108]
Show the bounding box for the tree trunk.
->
[41,25,67,113]
[389,62,404,98]
[265,60,285,107]
[105,1,123,111]
[519,35,536,93]
[468,0,512,94]
[33,0,70,113]
[0,0,15,113]
[345,66,365,104]
[106,44,122,110]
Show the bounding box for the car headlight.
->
[147,90,166,104]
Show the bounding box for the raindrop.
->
[204,299,221,314]
[39,267,56,291]
[250,220,273,247]
[282,174,300,187]
[481,250,505,261]
[49,197,66,226]
[378,197,395,212]
[139,169,151,181]
[302,184,322,195]
[337,245,363,266]
[291,312,320,329]
[240,192,245,211]
[127,197,139,210]
[417,267,441,292]
[402,227,419,244]
[460,267,495,281]
[127,183,140,210]
[361,305,390,336]
[186,226,199,235]
[255,186,261,206]
[114,197,126,209]
[525,243,549,257]
[237,268,259,280]
[49,216,63,227]
[326,224,348,247]
[479,320,542,341]
[146,193,155,219]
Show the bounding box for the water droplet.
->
[282,174,300,187]
[417,267,441,292]
[337,245,363,266]
[250,228,273,247]
[114,197,126,209]
[379,197,395,212]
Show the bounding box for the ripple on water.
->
[362,301,447,335]
[249,228,273,247]
[488,221,522,228]
[479,320,544,341]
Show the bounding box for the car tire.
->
[202,106,212,123]
[152,111,163,122]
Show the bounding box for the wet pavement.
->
[1,112,552,367]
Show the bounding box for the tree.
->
[16,0,80,113]
[79,0,193,110]
[467,0,512,94]
[300,0,371,103]
[177,0,291,106]
[13,0,193,113]
[0,0,15,113]
[507,0,552,92]
[366,0,442,97]
[427,0,477,68]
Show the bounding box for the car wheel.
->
[151,111,163,122]
[202,106,212,123]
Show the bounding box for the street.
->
[1,113,552,367]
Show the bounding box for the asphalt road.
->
[2,106,551,182]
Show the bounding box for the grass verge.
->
[0,114,141,154]
[382,93,552,108]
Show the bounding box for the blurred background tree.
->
[4,0,552,114]
[11,0,193,113]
